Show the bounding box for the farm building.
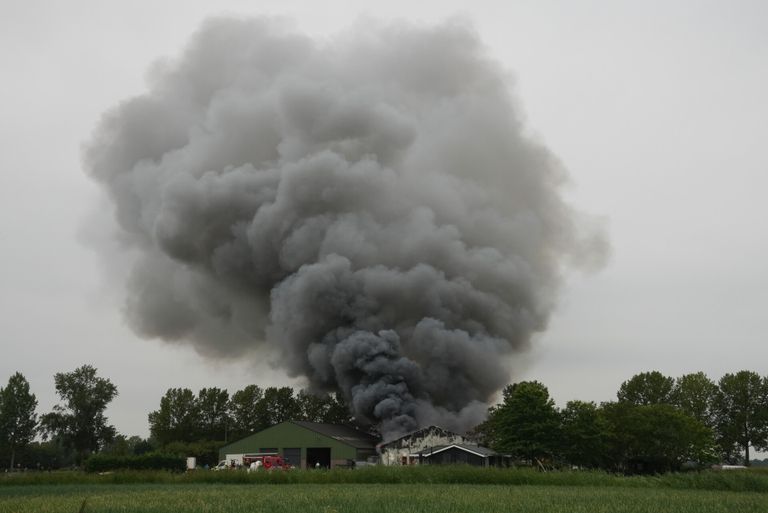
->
[378,426,502,467]
[218,421,378,469]
[420,443,502,467]
[378,425,469,465]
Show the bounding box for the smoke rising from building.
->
[84,17,605,438]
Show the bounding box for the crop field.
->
[3,468,768,513]
[2,483,768,513]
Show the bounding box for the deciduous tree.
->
[260,387,300,426]
[148,388,199,444]
[297,391,353,424]
[0,372,38,470]
[617,371,674,406]
[484,381,560,462]
[40,365,117,464]
[602,402,714,473]
[713,371,768,465]
[559,400,609,468]
[197,387,230,441]
[228,385,265,440]
[671,372,717,428]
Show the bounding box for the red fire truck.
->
[243,453,291,471]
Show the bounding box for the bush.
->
[84,452,185,473]
[160,440,222,467]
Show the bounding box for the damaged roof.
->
[378,425,469,449]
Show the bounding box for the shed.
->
[218,421,378,469]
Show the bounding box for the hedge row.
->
[84,452,186,473]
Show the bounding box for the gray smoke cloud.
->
[84,17,606,438]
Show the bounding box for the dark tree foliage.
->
[161,440,222,467]
[296,390,329,423]
[601,402,714,473]
[197,387,230,441]
[484,381,560,462]
[713,371,768,465]
[671,372,717,428]
[324,393,354,424]
[476,370,766,474]
[84,452,186,472]
[228,385,265,440]
[559,400,609,469]
[101,435,155,457]
[0,372,38,470]
[150,384,356,447]
[40,365,118,465]
[148,388,200,445]
[296,390,354,424]
[617,371,675,406]
[0,439,76,470]
[259,387,301,426]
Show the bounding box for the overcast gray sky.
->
[1,0,767,440]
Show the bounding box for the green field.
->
[3,468,768,513]
[1,483,767,513]
[4,466,768,489]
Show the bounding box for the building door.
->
[283,448,301,468]
[306,447,331,469]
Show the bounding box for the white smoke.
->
[84,17,606,438]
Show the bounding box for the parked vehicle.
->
[214,453,290,471]
[244,454,290,471]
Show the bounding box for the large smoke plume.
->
[84,17,605,438]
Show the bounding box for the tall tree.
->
[228,386,354,441]
[148,388,199,445]
[602,402,714,473]
[197,387,230,441]
[0,372,38,470]
[321,393,354,425]
[559,400,609,469]
[617,371,674,405]
[484,381,560,462]
[713,371,768,465]
[671,372,717,428]
[296,390,327,423]
[260,387,300,426]
[40,365,117,464]
[229,385,265,440]
[297,391,353,424]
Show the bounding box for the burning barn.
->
[379,425,469,465]
[378,425,499,466]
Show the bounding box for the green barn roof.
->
[291,421,379,449]
[219,420,379,454]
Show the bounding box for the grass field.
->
[4,466,768,492]
[3,468,768,513]
[2,483,768,513]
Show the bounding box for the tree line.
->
[0,365,353,469]
[476,370,768,473]
[2,366,768,472]
[145,385,352,465]
[0,365,118,469]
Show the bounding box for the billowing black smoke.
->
[84,17,605,438]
